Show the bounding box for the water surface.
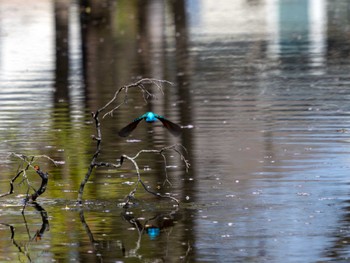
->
[1,0,350,262]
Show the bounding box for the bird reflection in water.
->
[122,207,179,240]
[119,208,183,260]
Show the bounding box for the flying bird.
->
[118,112,182,137]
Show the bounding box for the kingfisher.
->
[118,112,182,137]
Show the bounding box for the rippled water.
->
[1,0,350,262]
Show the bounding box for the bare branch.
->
[9,152,57,167]
[0,170,23,198]
[122,153,179,206]
[27,166,49,202]
[0,154,52,202]
[120,144,189,206]
[139,180,179,204]
[160,144,190,173]
[102,78,173,119]
[0,155,34,198]
[160,153,172,186]
[77,78,175,204]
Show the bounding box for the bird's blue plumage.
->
[118,111,182,137]
[143,112,160,122]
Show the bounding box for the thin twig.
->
[120,144,189,206]
[102,78,173,119]
[0,154,52,203]
[160,153,172,186]
[0,156,34,198]
[9,152,57,167]
[77,78,174,204]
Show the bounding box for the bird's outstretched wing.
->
[118,117,144,137]
[157,116,182,137]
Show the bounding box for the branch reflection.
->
[0,202,49,262]
[323,200,350,260]
[79,205,190,261]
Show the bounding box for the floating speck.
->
[126,139,141,143]
[166,165,178,169]
[122,181,135,185]
[297,192,310,196]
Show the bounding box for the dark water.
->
[1,0,350,262]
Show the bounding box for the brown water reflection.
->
[1,0,350,262]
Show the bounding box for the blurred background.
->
[1,0,350,262]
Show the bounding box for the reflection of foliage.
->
[0,202,49,262]
[78,78,189,206]
[0,153,55,204]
